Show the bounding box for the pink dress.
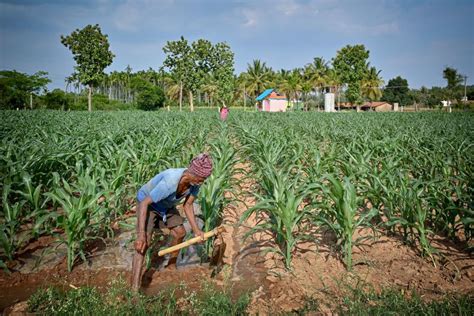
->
[220,107,229,121]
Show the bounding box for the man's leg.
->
[165,225,186,269]
[131,206,156,290]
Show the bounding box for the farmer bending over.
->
[131,153,213,290]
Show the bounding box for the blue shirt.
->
[136,168,200,217]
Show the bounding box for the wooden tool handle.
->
[158,226,225,257]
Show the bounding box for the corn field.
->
[1,110,473,272]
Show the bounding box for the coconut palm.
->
[362,66,384,105]
[307,57,329,92]
[279,69,302,109]
[234,73,250,109]
[244,59,272,99]
[326,68,343,110]
[201,75,219,107]
[163,74,185,109]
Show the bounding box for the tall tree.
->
[61,24,114,111]
[325,68,342,110]
[244,59,272,99]
[209,42,235,107]
[332,45,370,111]
[163,37,199,111]
[381,76,412,107]
[278,69,302,109]
[164,37,233,111]
[235,73,250,109]
[201,75,219,106]
[443,67,463,89]
[362,66,384,104]
[306,57,329,94]
[163,73,184,106]
[443,66,463,102]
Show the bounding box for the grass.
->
[26,277,473,315]
[27,278,250,316]
[336,288,474,316]
[292,288,474,315]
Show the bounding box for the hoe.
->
[132,226,226,291]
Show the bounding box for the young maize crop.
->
[0,110,472,272]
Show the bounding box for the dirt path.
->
[219,161,268,298]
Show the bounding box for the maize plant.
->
[0,185,27,261]
[45,168,105,272]
[384,175,436,262]
[14,174,49,238]
[198,130,240,257]
[1,110,473,272]
[241,167,316,269]
[314,175,377,270]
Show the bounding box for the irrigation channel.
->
[0,110,473,313]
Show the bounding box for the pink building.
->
[256,89,288,112]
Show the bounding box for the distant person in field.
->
[131,153,212,285]
[219,104,229,121]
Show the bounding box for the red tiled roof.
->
[337,102,392,108]
[267,91,286,99]
[362,101,391,107]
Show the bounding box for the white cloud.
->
[276,0,302,16]
[113,1,141,32]
[241,8,258,27]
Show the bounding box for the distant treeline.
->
[2,68,473,111]
[1,31,473,111]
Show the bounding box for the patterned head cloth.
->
[188,153,213,178]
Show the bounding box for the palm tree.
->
[163,74,185,110]
[308,57,329,89]
[234,73,250,109]
[300,80,313,111]
[362,66,384,108]
[326,68,342,110]
[305,57,329,110]
[201,75,219,107]
[279,69,302,109]
[245,59,272,99]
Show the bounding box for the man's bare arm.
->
[135,196,152,253]
[183,195,204,240]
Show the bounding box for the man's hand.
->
[134,236,147,254]
[194,229,205,243]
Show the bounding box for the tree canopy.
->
[332,45,370,106]
[0,70,50,109]
[163,36,234,111]
[136,84,165,111]
[61,24,114,111]
[382,76,412,106]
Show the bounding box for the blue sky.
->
[0,0,473,90]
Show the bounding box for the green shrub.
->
[40,89,74,110]
[71,93,136,111]
[136,85,165,111]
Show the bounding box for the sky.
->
[0,0,473,90]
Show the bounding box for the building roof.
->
[256,89,287,101]
[337,101,392,108]
[256,89,274,101]
[268,91,287,100]
[362,101,392,107]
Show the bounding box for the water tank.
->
[324,93,335,112]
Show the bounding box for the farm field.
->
[0,110,473,314]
